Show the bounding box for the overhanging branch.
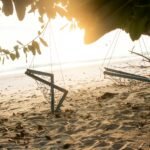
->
[129,50,150,63]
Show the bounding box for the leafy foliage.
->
[0,0,60,63]
[39,38,48,47]
[0,25,48,63]
[1,0,150,42]
[1,0,66,21]
[65,0,150,43]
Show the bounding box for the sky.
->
[0,10,150,73]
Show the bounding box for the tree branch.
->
[129,50,150,63]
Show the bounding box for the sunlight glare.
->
[1,12,149,74]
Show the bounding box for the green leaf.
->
[15,49,20,58]
[2,49,10,55]
[17,40,24,46]
[2,57,5,64]
[13,45,19,59]
[39,38,48,47]
[14,45,19,50]
[28,45,33,51]
[32,41,41,54]
[41,25,45,29]
[28,45,36,55]
[39,16,44,23]
[129,16,148,40]
[23,47,28,54]
[38,31,41,35]
[10,53,16,61]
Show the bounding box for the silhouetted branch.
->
[129,50,150,63]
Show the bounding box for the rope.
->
[25,21,51,104]
[99,29,121,80]
[102,30,120,67]
[48,22,53,74]
[49,21,66,87]
[29,55,35,69]
[26,19,67,106]
[139,39,144,56]
[107,30,121,67]
[141,37,150,57]
[139,38,147,67]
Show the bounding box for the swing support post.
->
[25,69,68,113]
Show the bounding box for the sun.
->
[42,15,88,63]
[50,15,85,48]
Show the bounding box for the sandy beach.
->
[0,59,150,150]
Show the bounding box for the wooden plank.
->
[25,70,68,112]
[104,67,149,80]
[55,90,68,112]
[104,71,150,82]
[25,71,67,92]
[26,69,53,77]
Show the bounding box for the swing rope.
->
[101,29,150,84]
[25,20,68,113]
[101,32,150,148]
[102,30,121,67]
[141,37,150,57]
[106,30,121,67]
[49,22,66,87]
[100,30,121,79]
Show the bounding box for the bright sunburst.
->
[0,12,142,72]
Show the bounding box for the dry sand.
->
[0,60,150,150]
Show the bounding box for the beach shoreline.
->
[0,59,149,149]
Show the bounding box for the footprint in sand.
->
[119,92,129,100]
[119,125,136,131]
[101,123,120,131]
[94,141,110,148]
[112,141,126,150]
[97,92,118,101]
[81,137,97,147]
[62,143,72,149]
[143,93,150,103]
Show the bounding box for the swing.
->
[104,67,150,83]
[102,30,150,84]
[25,22,68,113]
[25,69,68,113]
